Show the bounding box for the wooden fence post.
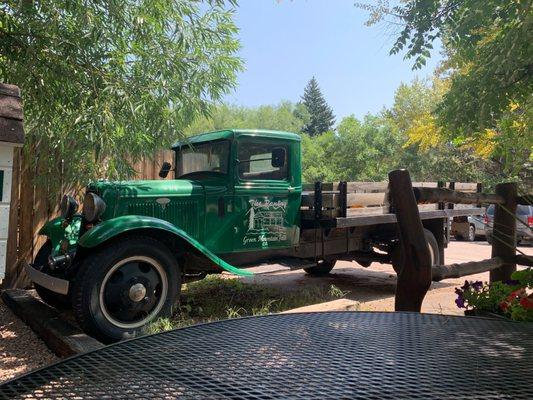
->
[389,169,432,312]
[490,182,517,283]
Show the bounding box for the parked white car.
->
[451,214,486,242]
[485,204,533,245]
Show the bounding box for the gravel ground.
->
[0,298,58,383]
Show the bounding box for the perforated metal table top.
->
[1,312,532,399]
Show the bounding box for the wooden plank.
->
[490,183,517,283]
[453,182,478,192]
[432,257,505,281]
[389,170,432,312]
[302,181,389,192]
[0,117,24,145]
[335,213,398,228]
[412,181,438,188]
[302,182,331,191]
[346,206,389,216]
[302,191,388,209]
[0,83,21,97]
[13,149,34,288]
[301,193,336,208]
[152,152,158,180]
[345,182,388,192]
[413,187,504,205]
[2,289,104,357]
[0,94,23,120]
[32,154,50,263]
[346,192,387,207]
[417,204,439,211]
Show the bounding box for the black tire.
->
[71,236,180,343]
[33,241,71,310]
[454,234,465,241]
[391,229,441,275]
[467,225,476,242]
[304,259,336,276]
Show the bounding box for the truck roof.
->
[172,129,301,149]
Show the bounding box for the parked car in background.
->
[451,214,486,242]
[486,204,533,245]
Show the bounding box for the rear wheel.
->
[466,225,476,242]
[71,236,180,343]
[391,229,440,275]
[304,259,336,276]
[33,241,71,310]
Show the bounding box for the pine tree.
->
[299,77,336,136]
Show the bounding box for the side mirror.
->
[271,147,286,168]
[159,161,172,178]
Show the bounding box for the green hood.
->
[88,179,204,198]
[86,179,205,221]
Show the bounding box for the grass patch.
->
[145,275,351,334]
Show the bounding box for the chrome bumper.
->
[25,263,70,295]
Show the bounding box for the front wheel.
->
[304,259,336,276]
[71,236,180,343]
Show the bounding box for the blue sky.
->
[224,1,442,121]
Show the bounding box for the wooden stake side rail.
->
[333,207,484,229]
[301,180,481,220]
[414,187,505,205]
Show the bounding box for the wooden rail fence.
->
[390,169,532,312]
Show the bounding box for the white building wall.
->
[0,145,14,281]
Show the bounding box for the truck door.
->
[233,136,301,252]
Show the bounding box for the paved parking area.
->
[239,241,533,315]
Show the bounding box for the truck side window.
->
[238,142,289,181]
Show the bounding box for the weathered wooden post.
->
[389,169,432,312]
[490,182,517,283]
[0,83,24,285]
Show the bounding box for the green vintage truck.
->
[26,129,483,342]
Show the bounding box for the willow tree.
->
[0,0,242,187]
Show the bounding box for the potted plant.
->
[455,268,533,321]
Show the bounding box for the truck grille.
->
[127,199,201,239]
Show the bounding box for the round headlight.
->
[83,192,106,222]
[60,195,78,220]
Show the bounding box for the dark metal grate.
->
[1,312,532,399]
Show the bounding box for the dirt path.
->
[0,297,58,382]
[239,241,533,314]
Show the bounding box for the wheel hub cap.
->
[128,283,147,302]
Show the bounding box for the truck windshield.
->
[177,140,230,178]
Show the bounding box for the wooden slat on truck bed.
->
[301,181,481,220]
[334,207,485,228]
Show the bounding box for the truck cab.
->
[170,130,302,256]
